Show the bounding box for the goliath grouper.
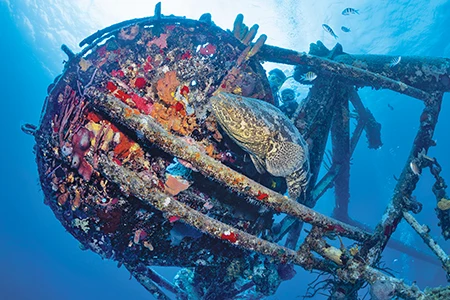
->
[210,92,310,201]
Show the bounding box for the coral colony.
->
[23,3,450,299]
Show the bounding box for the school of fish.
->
[323,7,358,39]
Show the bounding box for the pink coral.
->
[147,33,168,49]
[134,77,147,89]
[131,94,152,114]
[71,127,94,181]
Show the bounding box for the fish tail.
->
[355,9,359,14]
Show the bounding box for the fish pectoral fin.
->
[250,154,266,174]
[265,141,305,177]
[286,167,310,201]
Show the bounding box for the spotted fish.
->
[209,92,310,201]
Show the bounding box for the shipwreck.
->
[22,3,450,299]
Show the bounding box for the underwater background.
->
[1,0,450,299]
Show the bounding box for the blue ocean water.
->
[1,0,450,299]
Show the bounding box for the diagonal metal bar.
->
[339,216,441,266]
[305,227,425,300]
[403,211,450,274]
[125,264,171,300]
[360,92,444,265]
[257,44,433,102]
[88,92,370,242]
[94,153,328,271]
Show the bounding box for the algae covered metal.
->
[23,2,450,299]
[28,4,296,298]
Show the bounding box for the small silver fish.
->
[341,26,351,33]
[301,71,317,81]
[322,24,338,39]
[389,56,401,67]
[342,8,359,15]
[410,161,420,176]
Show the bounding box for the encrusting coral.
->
[23,3,450,299]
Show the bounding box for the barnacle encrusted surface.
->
[34,15,287,295]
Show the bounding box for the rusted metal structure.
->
[22,3,450,299]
